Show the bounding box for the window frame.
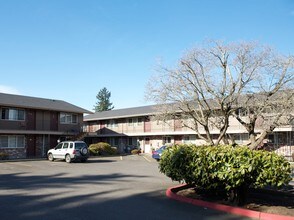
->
[106,120,118,128]
[128,118,133,126]
[0,135,25,148]
[60,113,78,124]
[1,108,25,121]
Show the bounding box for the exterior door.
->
[26,110,36,130]
[144,117,151,132]
[144,137,151,153]
[26,135,36,157]
[50,112,58,131]
[174,119,182,131]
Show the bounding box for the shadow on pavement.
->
[0,172,252,220]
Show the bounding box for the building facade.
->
[83,105,294,161]
[0,93,91,159]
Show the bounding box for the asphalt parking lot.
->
[0,155,252,220]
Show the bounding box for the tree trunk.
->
[228,185,248,206]
[248,125,276,150]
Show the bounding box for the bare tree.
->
[233,53,294,149]
[146,40,294,147]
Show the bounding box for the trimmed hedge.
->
[159,144,292,205]
[89,142,118,156]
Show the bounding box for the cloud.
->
[0,85,20,95]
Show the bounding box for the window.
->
[60,113,78,124]
[133,118,138,126]
[9,136,17,148]
[55,143,63,150]
[114,138,119,146]
[233,133,249,144]
[184,136,190,143]
[107,120,118,128]
[163,136,171,144]
[128,118,141,126]
[72,115,77,124]
[0,135,25,148]
[1,108,25,121]
[128,138,133,145]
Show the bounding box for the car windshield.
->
[157,146,166,152]
[75,143,87,149]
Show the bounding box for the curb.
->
[166,184,294,220]
[0,158,47,163]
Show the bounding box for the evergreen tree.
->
[93,87,114,112]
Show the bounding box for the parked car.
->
[47,141,89,163]
[152,145,167,161]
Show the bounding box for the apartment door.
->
[144,117,151,132]
[50,112,58,131]
[174,119,182,131]
[26,135,36,157]
[26,110,36,130]
[144,137,151,153]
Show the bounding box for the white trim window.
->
[128,118,133,126]
[138,118,143,126]
[107,120,118,128]
[60,113,78,124]
[1,108,25,121]
[0,135,25,148]
[128,118,142,126]
[163,136,172,144]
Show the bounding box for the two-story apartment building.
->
[0,93,91,159]
[83,105,294,161]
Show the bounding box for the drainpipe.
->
[42,134,45,157]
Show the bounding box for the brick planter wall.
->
[0,148,26,159]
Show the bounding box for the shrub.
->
[159,144,194,183]
[159,144,292,205]
[131,149,141,155]
[0,152,9,160]
[89,142,118,156]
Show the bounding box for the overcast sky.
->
[0,0,293,111]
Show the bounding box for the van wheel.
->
[65,154,71,163]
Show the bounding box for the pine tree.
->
[93,87,114,112]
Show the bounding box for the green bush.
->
[159,144,292,205]
[89,142,118,156]
[0,152,9,160]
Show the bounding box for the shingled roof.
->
[0,93,92,114]
[84,105,158,121]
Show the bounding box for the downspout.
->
[42,134,45,157]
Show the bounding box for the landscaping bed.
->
[176,184,294,217]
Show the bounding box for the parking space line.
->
[7,162,32,167]
[143,156,152,162]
